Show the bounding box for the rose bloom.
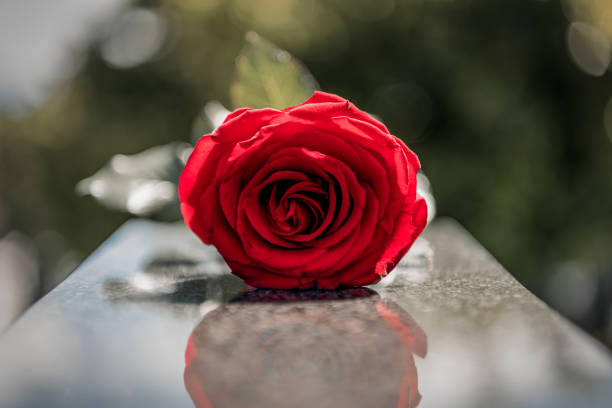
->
[179,91,427,289]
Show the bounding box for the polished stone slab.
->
[0,218,611,408]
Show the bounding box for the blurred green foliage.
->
[230,31,318,109]
[1,0,612,306]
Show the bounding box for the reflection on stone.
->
[184,288,427,408]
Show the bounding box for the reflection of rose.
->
[184,289,426,408]
[179,91,427,289]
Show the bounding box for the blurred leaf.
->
[191,100,230,143]
[416,171,436,225]
[76,142,192,221]
[230,31,318,110]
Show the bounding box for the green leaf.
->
[230,32,318,110]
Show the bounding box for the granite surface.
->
[0,218,611,407]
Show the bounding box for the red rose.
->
[179,91,427,289]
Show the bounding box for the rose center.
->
[261,174,332,237]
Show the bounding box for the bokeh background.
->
[1,0,612,344]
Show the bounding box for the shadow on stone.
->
[100,252,246,305]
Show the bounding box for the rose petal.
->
[226,260,303,289]
[212,108,280,144]
[286,91,390,134]
[375,194,428,277]
[236,205,327,272]
[312,183,381,275]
